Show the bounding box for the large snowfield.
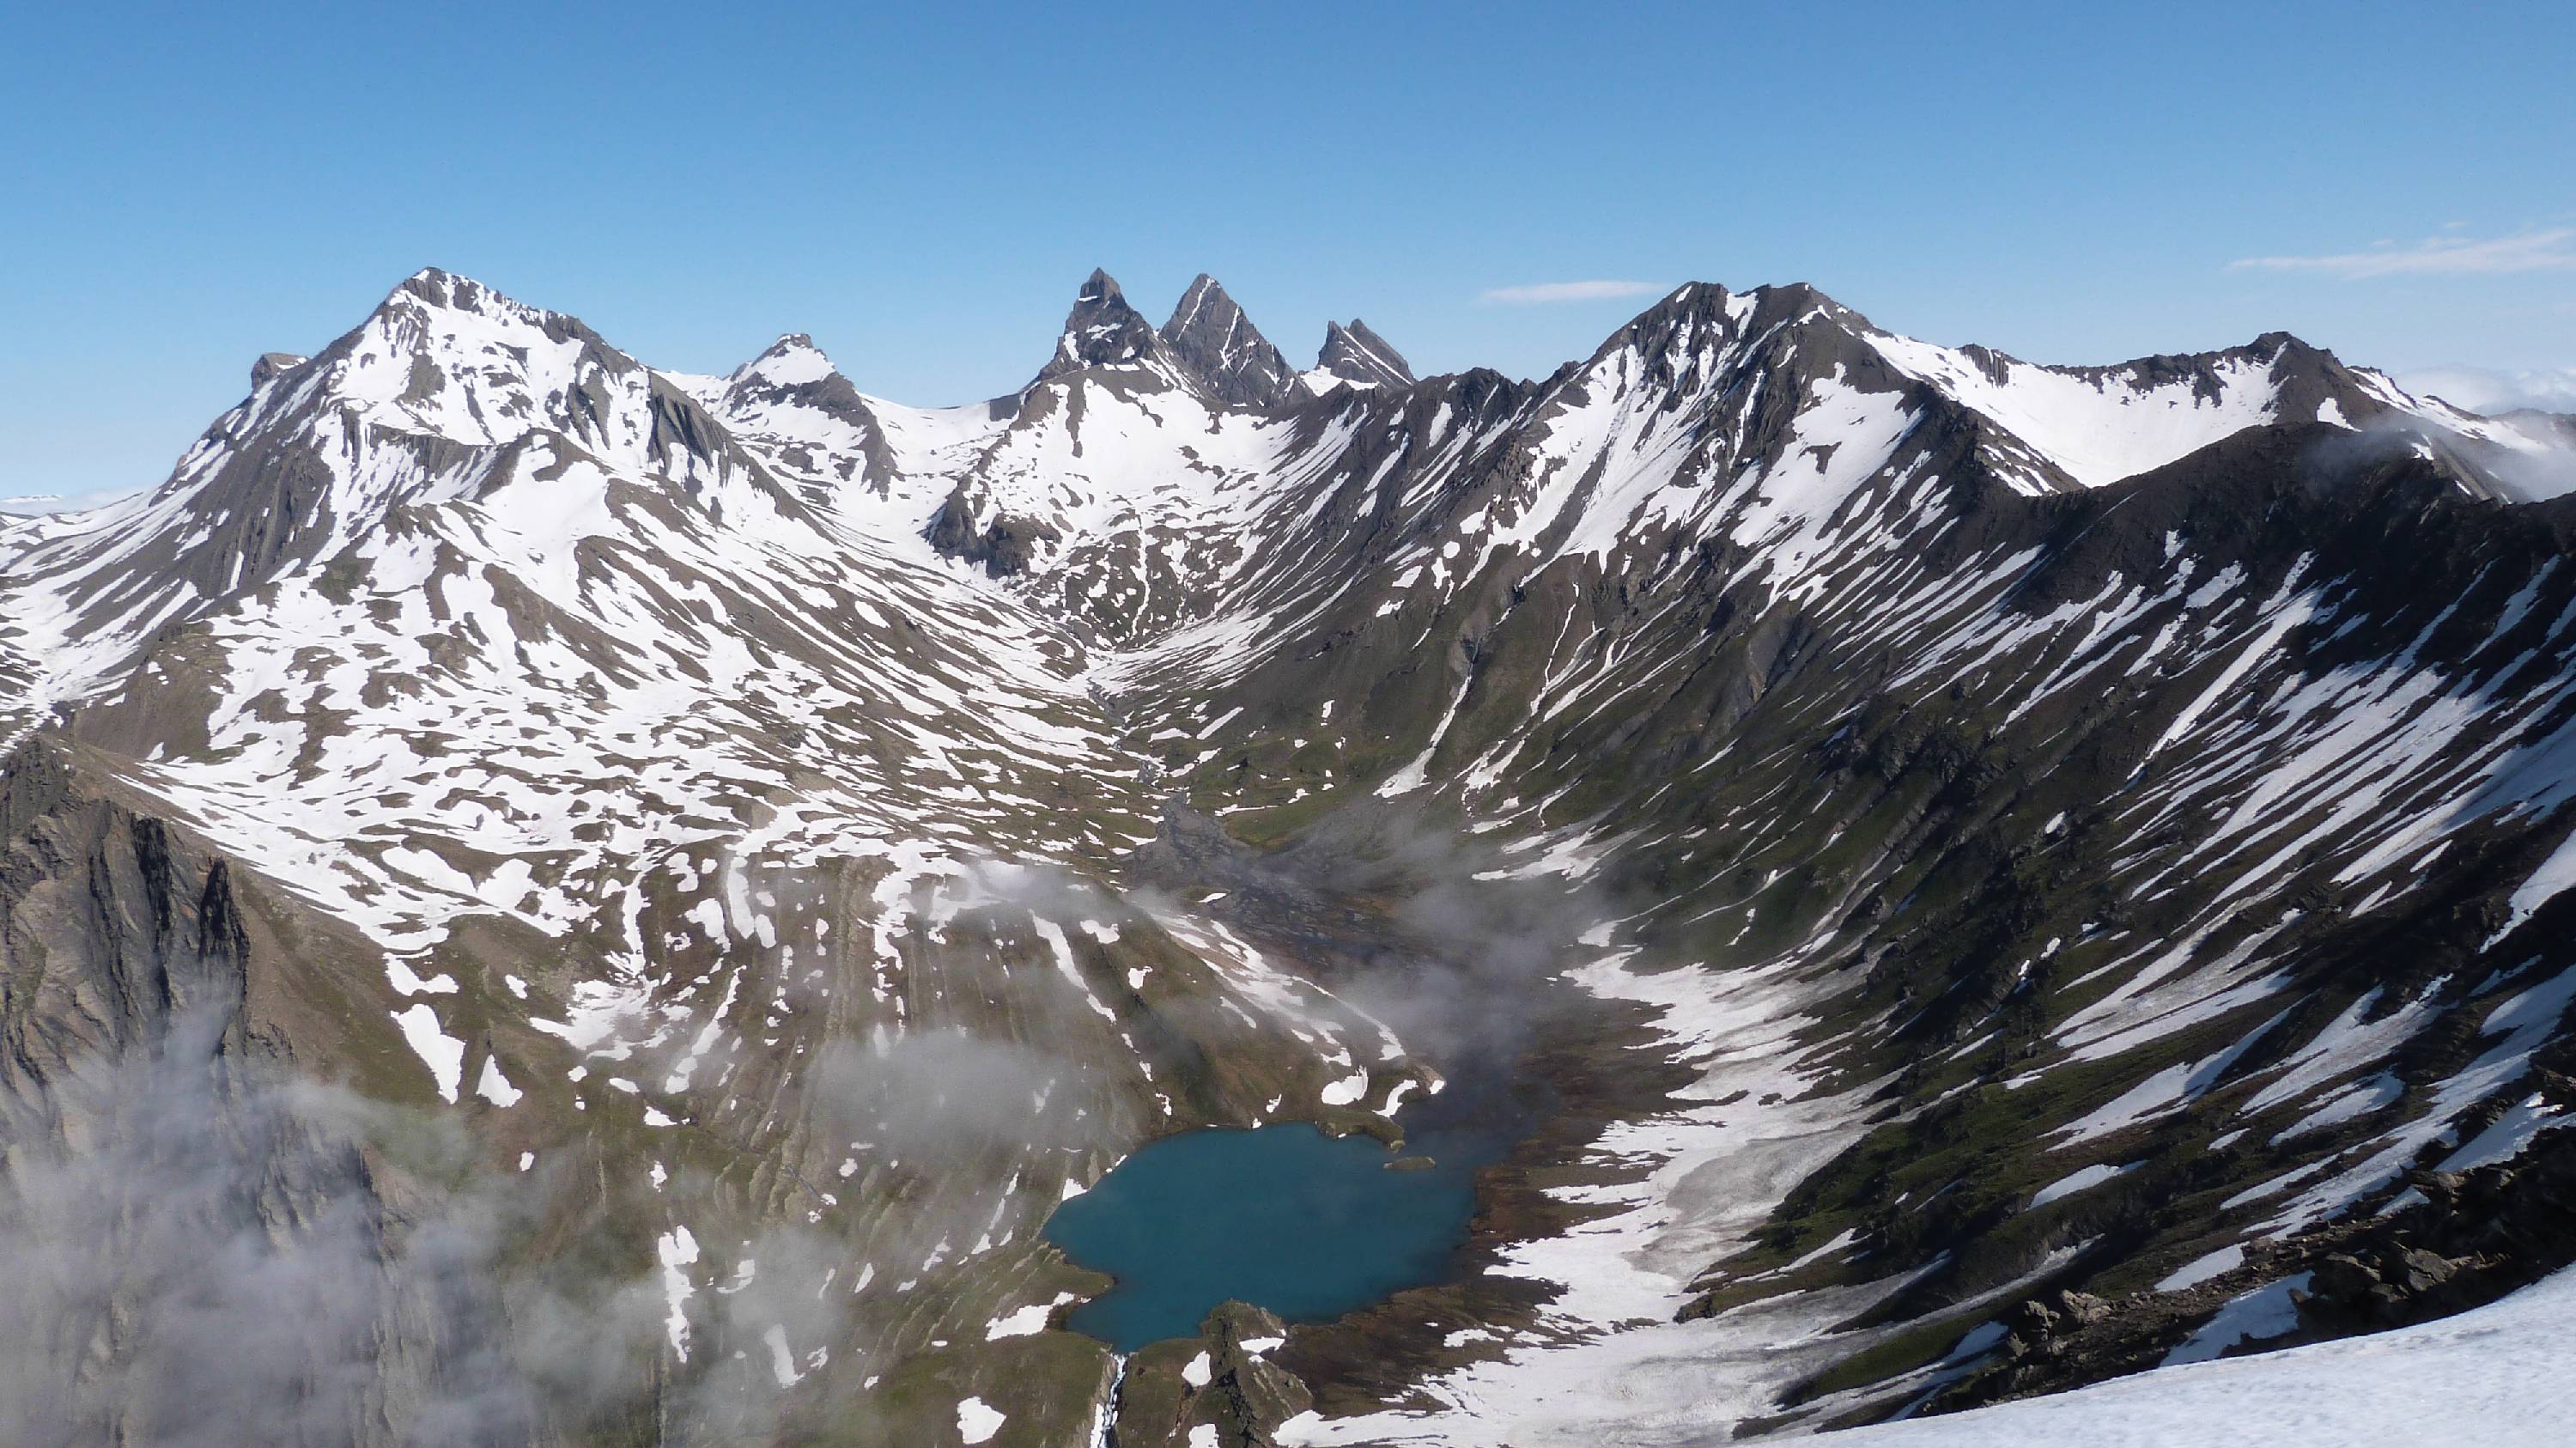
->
[1828,1264,2576,1446]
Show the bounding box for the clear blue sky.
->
[6,1,2573,504]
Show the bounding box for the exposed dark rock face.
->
[1916,1123,2576,1416]
[924,485,1061,575]
[713,334,903,490]
[1033,269,1306,407]
[1112,1302,1313,1448]
[0,742,527,1447]
[1316,319,1412,388]
[1159,275,1297,408]
[251,351,307,388]
[1033,267,1172,387]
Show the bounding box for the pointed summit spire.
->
[1157,275,1295,408]
[1033,268,1166,386]
[1318,319,1413,389]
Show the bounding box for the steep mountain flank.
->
[0,743,548,1445]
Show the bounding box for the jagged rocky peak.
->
[1316,318,1413,389]
[250,352,307,390]
[1157,274,1296,407]
[1574,280,1869,395]
[1028,268,1315,407]
[332,267,614,389]
[291,267,672,456]
[1947,328,2364,412]
[1032,267,1170,387]
[378,265,582,339]
[1572,279,2453,495]
[347,266,640,396]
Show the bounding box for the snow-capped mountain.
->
[4,266,2574,1447]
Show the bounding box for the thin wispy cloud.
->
[1479,279,1668,304]
[2232,228,2576,279]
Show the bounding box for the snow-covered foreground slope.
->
[1829,1264,2576,1447]
[5,266,2576,1446]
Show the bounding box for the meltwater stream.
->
[1043,1108,1515,1351]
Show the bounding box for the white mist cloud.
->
[2232,228,2576,279]
[2396,365,2576,416]
[1479,279,1668,305]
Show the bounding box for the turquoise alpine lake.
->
[1042,1119,1498,1351]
